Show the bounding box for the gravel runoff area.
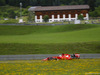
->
[0,54,100,61]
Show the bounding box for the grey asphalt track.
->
[0,54,100,61]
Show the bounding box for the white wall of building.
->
[35,13,89,23]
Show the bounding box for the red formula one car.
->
[42,53,80,61]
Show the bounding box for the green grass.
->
[0,26,100,44]
[0,24,99,35]
[0,24,100,54]
[0,59,100,75]
[0,42,100,55]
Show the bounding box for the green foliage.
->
[8,10,17,18]
[88,0,95,11]
[8,0,29,8]
[0,20,5,24]
[27,11,34,23]
[78,14,84,20]
[43,15,49,22]
[0,0,100,8]
[0,6,28,19]
[23,9,28,16]
[95,0,100,7]
[78,0,84,4]
[2,19,18,24]
[89,6,100,17]
[0,19,18,24]
[0,0,6,6]
[70,1,78,5]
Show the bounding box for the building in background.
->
[28,5,90,23]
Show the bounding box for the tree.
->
[88,0,95,11]
[3,12,8,18]
[0,0,6,6]
[89,6,100,17]
[53,0,60,6]
[84,0,88,4]
[78,0,84,5]
[2,0,100,8]
[43,15,49,22]
[95,0,100,7]
[8,10,16,18]
[70,1,78,5]
[78,14,84,20]
[27,11,34,23]
[8,0,16,6]
[5,0,9,4]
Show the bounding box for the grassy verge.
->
[0,59,100,75]
[0,41,100,55]
[0,24,99,35]
[0,25,100,44]
[0,24,100,54]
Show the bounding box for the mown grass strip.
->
[0,24,99,35]
[0,26,100,44]
[0,41,100,55]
